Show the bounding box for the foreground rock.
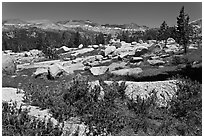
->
[56,46,71,54]
[118,51,135,59]
[130,57,143,62]
[165,44,180,53]
[33,67,48,78]
[95,55,103,61]
[111,68,143,76]
[78,44,83,49]
[123,80,177,104]
[2,87,58,125]
[167,38,176,45]
[131,41,137,45]
[2,87,87,135]
[71,48,94,57]
[92,45,99,49]
[104,46,116,56]
[90,66,109,75]
[17,59,61,69]
[2,87,24,108]
[62,117,87,136]
[64,62,85,73]
[147,59,165,66]
[90,80,178,107]
[114,45,135,56]
[48,63,68,78]
[2,54,17,75]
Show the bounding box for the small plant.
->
[2,102,63,136]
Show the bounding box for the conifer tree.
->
[158,21,169,46]
[176,6,190,54]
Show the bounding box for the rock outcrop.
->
[104,46,116,56]
[130,57,143,62]
[90,80,178,107]
[48,63,66,78]
[78,44,83,49]
[147,59,165,66]
[33,67,48,78]
[62,117,87,136]
[111,68,143,76]
[90,66,109,75]
[2,54,17,75]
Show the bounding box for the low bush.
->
[168,77,202,135]
[15,74,201,136]
[2,102,63,136]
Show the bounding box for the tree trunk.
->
[184,44,187,54]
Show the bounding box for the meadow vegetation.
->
[2,75,202,136]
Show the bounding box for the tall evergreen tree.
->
[176,6,190,54]
[158,21,169,46]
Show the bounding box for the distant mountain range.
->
[2,18,201,53]
[2,19,149,34]
[2,18,202,36]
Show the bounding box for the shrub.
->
[125,90,162,135]
[168,77,202,135]
[2,102,63,136]
[20,74,201,136]
[80,81,132,136]
[125,76,202,136]
[42,46,59,60]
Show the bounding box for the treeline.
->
[2,6,201,53]
[116,6,201,49]
[2,27,111,52]
[116,25,190,44]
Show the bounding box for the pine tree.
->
[158,21,169,46]
[176,6,190,54]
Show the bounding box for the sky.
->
[2,2,202,28]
